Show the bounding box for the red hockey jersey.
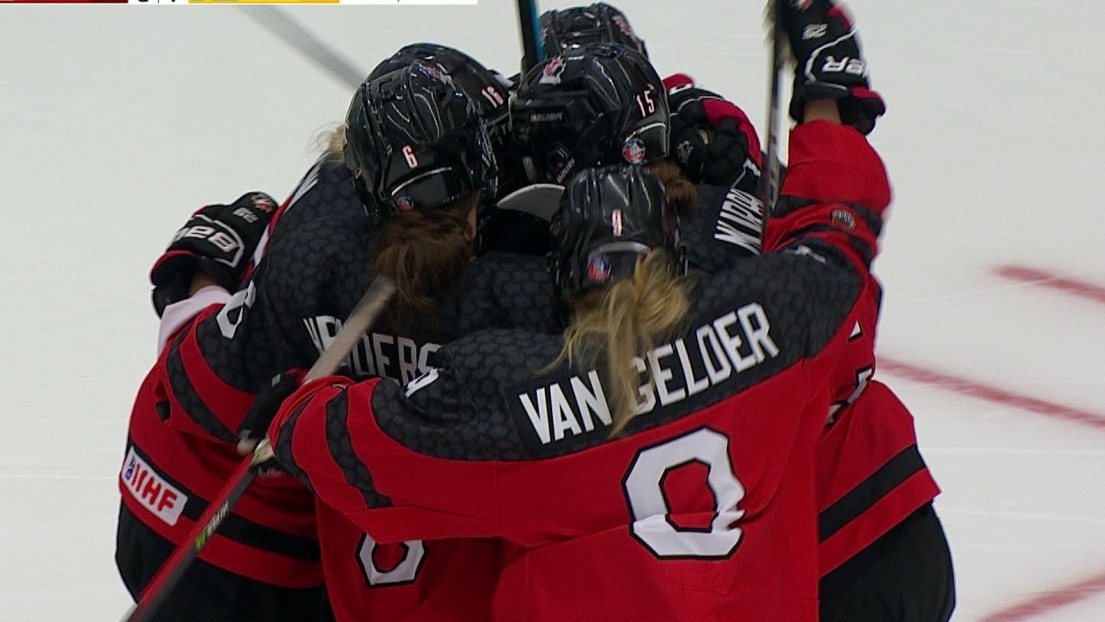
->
[270,121,892,621]
[817,380,941,575]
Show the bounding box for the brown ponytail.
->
[648,160,697,214]
[555,250,693,436]
[371,192,479,335]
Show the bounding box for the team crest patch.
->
[587,254,611,282]
[539,56,567,85]
[622,138,646,164]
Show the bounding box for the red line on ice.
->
[994,264,1105,306]
[981,570,1105,621]
[877,358,1105,432]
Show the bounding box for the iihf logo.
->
[622,138,646,164]
[587,254,611,282]
[123,456,136,481]
[539,56,567,85]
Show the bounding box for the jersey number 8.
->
[622,427,745,559]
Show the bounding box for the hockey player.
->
[255,4,901,617]
[546,4,955,620]
[540,2,763,191]
[782,3,954,620]
[507,42,764,272]
[116,52,512,621]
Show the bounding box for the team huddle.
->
[116,2,956,621]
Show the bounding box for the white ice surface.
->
[1,1,1103,620]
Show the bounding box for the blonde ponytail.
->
[315,124,346,162]
[556,250,693,436]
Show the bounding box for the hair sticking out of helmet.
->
[342,60,498,218]
[540,2,648,58]
[511,43,669,187]
[549,163,691,438]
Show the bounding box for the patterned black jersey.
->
[118,156,558,594]
[271,121,891,621]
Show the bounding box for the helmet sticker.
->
[540,56,568,85]
[396,196,415,212]
[416,62,445,82]
[587,254,611,282]
[611,208,623,237]
[622,138,646,164]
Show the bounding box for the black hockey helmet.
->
[540,3,648,58]
[343,60,497,217]
[550,164,680,302]
[369,43,511,162]
[511,43,669,187]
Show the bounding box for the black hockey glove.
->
[667,79,755,187]
[780,0,886,134]
[150,192,278,316]
[237,369,305,456]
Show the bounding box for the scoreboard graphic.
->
[1,0,476,4]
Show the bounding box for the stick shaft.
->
[516,0,543,74]
[762,0,786,233]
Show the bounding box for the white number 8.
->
[356,532,426,586]
[622,427,745,558]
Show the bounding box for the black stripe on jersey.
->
[772,197,882,237]
[790,224,875,267]
[126,440,320,561]
[273,401,315,494]
[818,444,926,543]
[164,331,239,444]
[324,389,393,509]
[772,197,882,265]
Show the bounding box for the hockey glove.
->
[666,75,760,187]
[237,369,306,456]
[150,192,278,316]
[779,0,885,134]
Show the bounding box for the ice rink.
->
[1,1,1103,620]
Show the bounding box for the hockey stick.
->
[761,0,786,238]
[121,275,397,622]
[515,0,544,74]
